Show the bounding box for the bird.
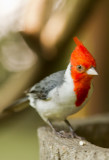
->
[4,37,98,137]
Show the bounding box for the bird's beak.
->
[86,67,98,75]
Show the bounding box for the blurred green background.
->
[0,108,44,160]
[0,0,109,159]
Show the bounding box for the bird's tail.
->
[2,97,29,117]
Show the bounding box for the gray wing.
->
[28,70,65,100]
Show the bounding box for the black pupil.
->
[78,65,82,70]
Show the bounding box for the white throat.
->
[64,63,73,83]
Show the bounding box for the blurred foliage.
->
[0,63,11,85]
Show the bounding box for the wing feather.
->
[28,70,65,100]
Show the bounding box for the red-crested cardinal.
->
[5,37,98,137]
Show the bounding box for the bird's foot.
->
[48,119,85,139]
[54,130,85,139]
[54,130,83,139]
[70,131,85,140]
[64,119,85,139]
[55,130,73,138]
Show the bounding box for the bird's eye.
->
[76,65,85,73]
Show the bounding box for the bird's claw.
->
[56,130,73,138]
[71,132,85,140]
[54,130,85,139]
